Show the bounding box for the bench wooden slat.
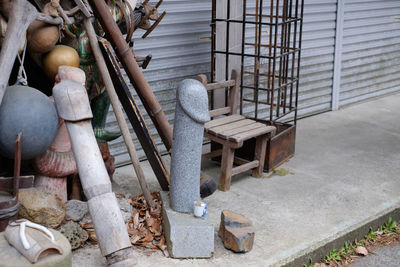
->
[231,160,259,176]
[209,119,256,137]
[204,114,244,130]
[202,149,222,160]
[209,107,231,118]
[205,80,235,91]
[228,125,276,143]
[217,122,267,139]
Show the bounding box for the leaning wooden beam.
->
[99,38,170,190]
[53,77,136,266]
[0,0,37,105]
[83,18,155,209]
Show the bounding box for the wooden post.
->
[53,77,136,266]
[219,145,235,191]
[0,0,37,104]
[252,135,267,177]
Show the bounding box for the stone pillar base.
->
[160,191,214,258]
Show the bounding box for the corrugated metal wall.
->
[107,0,212,165]
[339,0,400,106]
[296,0,336,117]
[107,0,400,166]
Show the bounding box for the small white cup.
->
[193,201,207,218]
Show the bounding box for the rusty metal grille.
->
[211,0,304,124]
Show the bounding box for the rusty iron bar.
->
[211,0,303,124]
[239,0,246,115]
[13,133,21,201]
[88,0,173,152]
[0,133,23,232]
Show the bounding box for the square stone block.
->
[160,191,214,258]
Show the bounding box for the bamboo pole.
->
[84,18,155,210]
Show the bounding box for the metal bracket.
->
[136,54,152,69]
[139,0,166,38]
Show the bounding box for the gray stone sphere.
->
[0,85,58,159]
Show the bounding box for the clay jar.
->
[43,45,80,81]
[27,20,59,54]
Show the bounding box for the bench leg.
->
[218,145,235,191]
[252,134,267,177]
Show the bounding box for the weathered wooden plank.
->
[0,0,37,104]
[228,69,240,115]
[204,132,243,149]
[209,119,255,136]
[202,149,222,160]
[229,125,276,143]
[252,135,267,177]
[205,80,236,91]
[0,176,34,193]
[217,122,266,138]
[232,160,259,176]
[210,107,231,117]
[218,145,235,191]
[204,114,244,129]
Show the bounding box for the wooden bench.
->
[198,70,276,191]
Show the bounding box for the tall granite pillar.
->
[170,79,210,213]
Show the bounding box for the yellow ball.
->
[43,45,80,81]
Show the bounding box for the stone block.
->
[161,192,214,258]
[58,221,88,250]
[65,200,88,222]
[218,210,255,253]
[18,188,66,229]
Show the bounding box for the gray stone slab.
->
[161,191,214,258]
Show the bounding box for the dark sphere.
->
[0,85,58,159]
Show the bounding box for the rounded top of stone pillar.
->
[177,79,210,124]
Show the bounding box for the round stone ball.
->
[0,85,58,159]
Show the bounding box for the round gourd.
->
[43,45,80,81]
[27,20,59,54]
[0,85,58,160]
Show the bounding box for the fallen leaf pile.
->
[127,192,169,257]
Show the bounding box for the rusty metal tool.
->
[0,133,34,232]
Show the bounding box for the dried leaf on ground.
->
[354,246,368,256]
[133,210,140,229]
[86,229,97,243]
[126,192,168,257]
[130,235,140,244]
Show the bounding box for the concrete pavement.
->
[72,92,400,266]
[350,245,400,267]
